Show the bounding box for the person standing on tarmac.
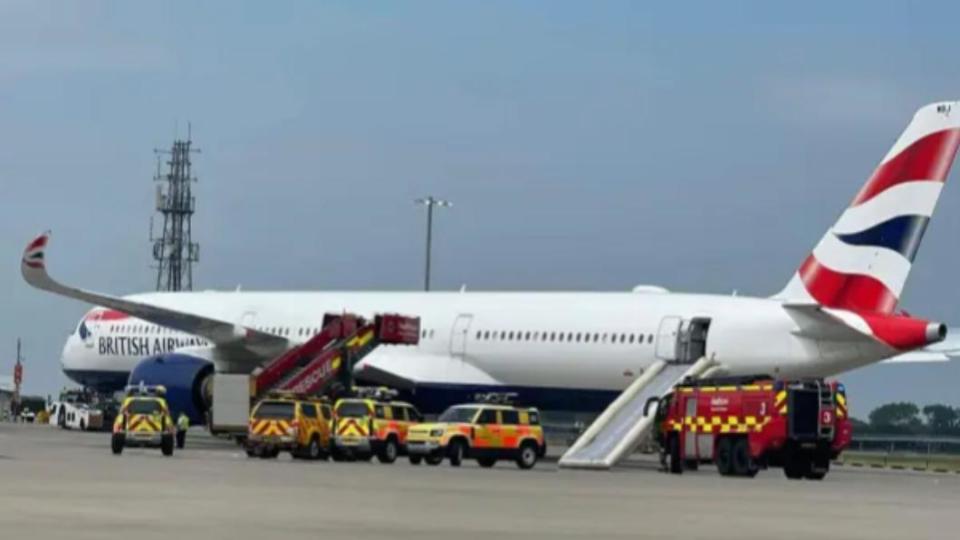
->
[176,412,190,449]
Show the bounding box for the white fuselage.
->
[61,290,892,402]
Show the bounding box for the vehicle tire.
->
[448,439,466,467]
[516,442,538,470]
[667,435,683,475]
[409,454,423,465]
[378,438,398,464]
[477,457,497,468]
[161,435,175,456]
[425,454,443,466]
[716,437,734,476]
[805,454,829,480]
[305,437,322,460]
[111,433,124,455]
[245,447,258,458]
[782,447,806,480]
[732,438,758,478]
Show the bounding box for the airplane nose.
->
[61,334,79,370]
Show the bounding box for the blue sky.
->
[2,1,960,416]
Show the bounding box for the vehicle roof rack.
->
[354,386,399,401]
[473,392,519,405]
[125,381,166,397]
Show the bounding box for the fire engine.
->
[650,376,851,480]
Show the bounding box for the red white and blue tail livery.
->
[778,102,960,350]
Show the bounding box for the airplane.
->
[23,101,960,424]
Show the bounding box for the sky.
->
[2,1,960,417]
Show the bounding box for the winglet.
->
[22,231,57,292]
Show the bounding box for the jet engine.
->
[127,354,214,425]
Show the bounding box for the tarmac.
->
[1,422,958,540]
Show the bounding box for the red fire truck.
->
[650,376,851,480]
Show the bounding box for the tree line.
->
[852,402,960,436]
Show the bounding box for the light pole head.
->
[415,196,453,209]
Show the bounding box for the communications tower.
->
[152,135,200,291]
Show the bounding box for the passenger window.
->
[527,411,541,425]
[476,409,498,425]
[374,405,388,419]
[300,403,317,418]
[501,410,520,425]
[408,407,423,422]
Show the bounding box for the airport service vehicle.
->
[22,102,960,468]
[333,389,423,463]
[246,394,333,460]
[112,385,176,456]
[406,398,546,469]
[48,389,105,432]
[652,377,851,479]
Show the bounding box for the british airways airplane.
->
[23,101,960,423]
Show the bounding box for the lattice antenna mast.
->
[152,131,200,291]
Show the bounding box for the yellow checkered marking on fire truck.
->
[835,392,847,418]
[677,415,771,434]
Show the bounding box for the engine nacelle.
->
[127,354,214,425]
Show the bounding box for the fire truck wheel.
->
[448,439,466,467]
[111,434,124,455]
[245,447,258,458]
[477,457,497,468]
[667,436,683,474]
[425,454,443,466]
[378,438,399,464]
[409,455,423,465]
[161,434,175,456]
[782,449,806,480]
[516,442,538,470]
[804,455,829,480]
[715,437,734,476]
[732,438,758,477]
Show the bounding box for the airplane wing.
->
[21,232,289,358]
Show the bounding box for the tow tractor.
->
[650,376,851,479]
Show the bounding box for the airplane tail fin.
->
[778,101,960,314]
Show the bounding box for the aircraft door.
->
[655,316,682,361]
[239,311,258,331]
[449,314,474,357]
[656,316,711,365]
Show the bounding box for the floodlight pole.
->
[415,196,452,291]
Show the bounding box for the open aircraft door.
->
[449,314,473,357]
[655,316,682,361]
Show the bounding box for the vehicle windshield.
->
[254,401,295,419]
[438,407,479,423]
[127,399,162,415]
[336,401,371,418]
